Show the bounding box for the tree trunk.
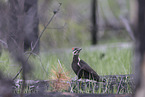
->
[7,0,39,54]
[91,0,98,45]
[7,0,25,53]
[134,0,145,97]
[24,0,39,54]
[130,0,138,39]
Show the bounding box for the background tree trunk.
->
[91,0,98,45]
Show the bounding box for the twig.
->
[25,51,49,76]
[13,3,62,80]
[58,59,66,76]
[0,39,8,48]
[58,59,71,87]
[47,22,66,29]
[31,3,61,51]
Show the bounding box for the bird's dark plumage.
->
[71,47,100,81]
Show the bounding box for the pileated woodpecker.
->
[71,47,100,81]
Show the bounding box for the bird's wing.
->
[79,59,98,75]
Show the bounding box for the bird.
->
[71,47,100,81]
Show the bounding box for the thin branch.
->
[46,22,66,30]
[25,51,49,76]
[58,59,66,75]
[31,3,61,51]
[120,16,135,41]
[0,39,8,48]
[13,3,62,80]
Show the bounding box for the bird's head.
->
[72,47,82,55]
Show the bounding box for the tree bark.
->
[24,0,39,54]
[130,0,138,39]
[91,0,98,45]
[7,0,25,53]
[134,0,145,97]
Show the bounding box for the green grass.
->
[0,46,132,80]
[79,48,132,75]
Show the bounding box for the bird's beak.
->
[79,48,82,51]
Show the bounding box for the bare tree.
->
[91,0,98,45]
[24,0,39,54]
[130,0,138,39]
[0,1,8,55]
[134,0,145,97]
[7,0,32,96]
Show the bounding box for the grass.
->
[0,46,132,80]
[0,45,133,94]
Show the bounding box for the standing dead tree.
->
[130,0,138,39]
[133,0,145,97]
[6,0,39,54]
[12,2,62,81]
[91,0,98,45]
[0,2,14,97]
[24,0,39,54]
[7,0,32,96]
[0,1,8,51]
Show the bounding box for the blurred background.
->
[0,0,135,80]
[38,0,132,50]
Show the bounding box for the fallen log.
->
[13,74,133,94]
[13,92,132,97]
